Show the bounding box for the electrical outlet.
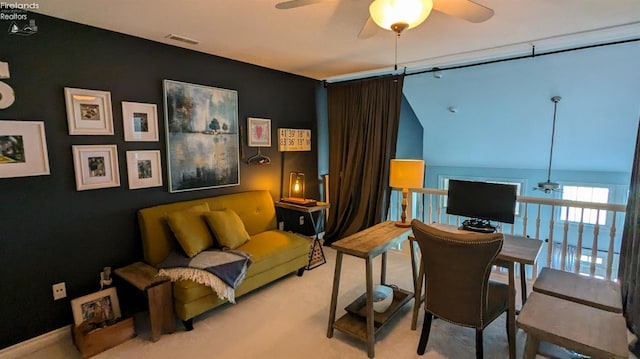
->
[52,282,66,300]
[299,216,304,226]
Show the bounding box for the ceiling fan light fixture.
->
[369,0,433,33]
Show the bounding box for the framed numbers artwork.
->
[278,128,311,152]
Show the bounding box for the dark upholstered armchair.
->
[411,219,511,359]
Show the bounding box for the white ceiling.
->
[33,0,640,81]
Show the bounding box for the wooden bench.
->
[533,267,622,313]
[517,292,628,359]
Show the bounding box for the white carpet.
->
[19,244,635,359]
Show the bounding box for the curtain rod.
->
[326,37,640,86]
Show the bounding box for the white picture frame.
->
[64,87,114,135]
[247,117,271,147]
[0,120,50,178]
[72,144,120,191]
[71,287,121,326]
[122,102,159,142]
[126,150,163,189]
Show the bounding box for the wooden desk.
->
[326,221,412,358]
[533,267,622,313]
[275,201,330,270]
[518,292,628,359]
[409,223,543,359]
[114,262,176,342]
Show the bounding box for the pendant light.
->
[535,96,562,194]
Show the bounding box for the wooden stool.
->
[533,267,622,313]
[114,262,176,342]
[517,292,628,359]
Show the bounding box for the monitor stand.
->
[461,219,497,233]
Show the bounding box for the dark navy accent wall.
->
[0,13,320,349]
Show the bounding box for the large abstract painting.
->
[164,80,240,192]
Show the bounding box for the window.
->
[560,185,609,225]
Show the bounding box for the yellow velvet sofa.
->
[137,190,310,330]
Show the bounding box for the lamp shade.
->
[369,0,433,31]
[389,159,425,189]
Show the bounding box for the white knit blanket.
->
[158,249,252,303]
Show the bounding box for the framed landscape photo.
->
[0,120,50,178]
[71,287,121,326]
[64,87,114,135]
[163,79,240,192]
[247,117,271,147]
[126,150,162,189]
[122,102,159,142]
[72,144,120,191]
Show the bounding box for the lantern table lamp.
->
[282,171,316,206]
[389,159,425,227]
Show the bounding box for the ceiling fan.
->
[534,96,562,194]
[274,0,494,39]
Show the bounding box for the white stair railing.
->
[389,188,627,281]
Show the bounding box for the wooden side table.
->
[114,262,176,341]
[327,221,413,358]
[275,200,330,270]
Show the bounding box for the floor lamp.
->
[389,159,425,227]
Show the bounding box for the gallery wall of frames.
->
[0,12,321,349]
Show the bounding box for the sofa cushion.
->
[238,230,310,275]
[165,203,213,257]
[203,208,250,250]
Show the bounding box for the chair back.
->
[411,219,504,328]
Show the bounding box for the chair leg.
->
[476,328,483,359]
[417,312,433,355]
[505,309,514,356]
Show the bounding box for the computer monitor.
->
[446,179,517,225]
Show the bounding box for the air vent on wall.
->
[165,34,200,45]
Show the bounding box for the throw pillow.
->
[203,208,250,250]
[165,203,213,257]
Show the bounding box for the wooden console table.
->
[326,221,412,358]
[114,262,176,342]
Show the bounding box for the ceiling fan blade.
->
[433,0,494,23]
[275,0,327,10]
[358,16,379,39]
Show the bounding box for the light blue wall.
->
[396,95,424,159]
[403,41,640,180]
[401,40,640,258]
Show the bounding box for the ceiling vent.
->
[165,34,200,45]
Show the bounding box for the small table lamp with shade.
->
[389,159,425,227]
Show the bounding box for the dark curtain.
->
[620,120,640,354]
[323,75,404,245]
